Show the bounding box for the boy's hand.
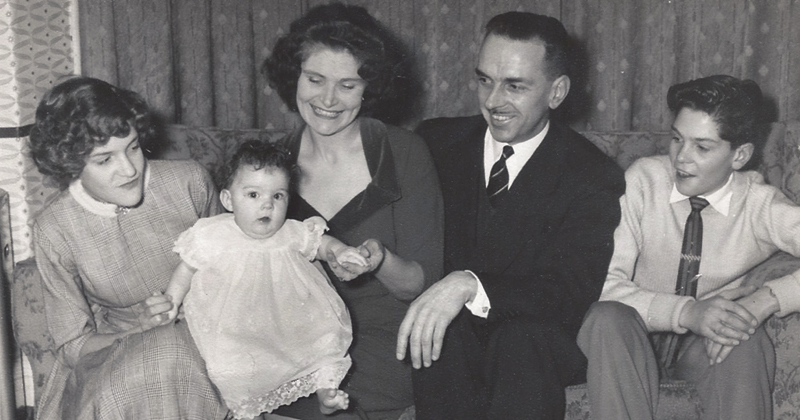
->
[705,340,734,366]
[706,286,781,365]
[680,285,758,346]
[736,286,780,328]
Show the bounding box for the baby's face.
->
[221,165,290,240]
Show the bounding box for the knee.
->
[578,301,644,348]
[583,301,641,330]
[721,326,775,370]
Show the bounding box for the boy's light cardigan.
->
[600,155,800,333]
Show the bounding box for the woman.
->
[263,4,444,420]
[29,77,226,420]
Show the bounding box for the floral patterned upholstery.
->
[10,122,800,419]
[158,124,290,174]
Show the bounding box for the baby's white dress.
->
[174,213,352,419]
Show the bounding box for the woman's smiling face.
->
[296,46,367,137]
[79,127,146,207]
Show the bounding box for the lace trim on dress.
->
[226,360,350,419]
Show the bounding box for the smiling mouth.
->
[119,177,140,189]
[675,169,694,179]
[312,105,342,119]
[489,112,514,124]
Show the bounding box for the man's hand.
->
[133,291,174,331]
[396,271,477,369]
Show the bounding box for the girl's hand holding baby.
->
[133,291,175,331]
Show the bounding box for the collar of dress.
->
[68,163,152,218]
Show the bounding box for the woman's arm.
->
[377,131,444,301]
[359,239,425,301]
[78,292,174,358]
[35,220,177,363]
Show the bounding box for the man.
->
[578,75,796,420]
[397,12,625,420]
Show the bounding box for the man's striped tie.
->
[487,145,514,207]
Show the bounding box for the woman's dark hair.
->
[262,2,417,124]
[215,140,297,192]
[29,77,157,190]
[668,75,767,170]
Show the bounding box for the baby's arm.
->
[164,260,196,321]
[317,234,369,281]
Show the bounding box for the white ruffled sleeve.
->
[298,216,329,261]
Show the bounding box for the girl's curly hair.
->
[29,77,157,189]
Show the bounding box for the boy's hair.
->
[484,12,572,80]
[667,75,767,155]
[215,140,297,191]
[29,76,157,189]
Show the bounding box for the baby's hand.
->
[328,246,369,281]
[164,302,181,323]
[336,247,368,266]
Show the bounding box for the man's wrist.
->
[462,270,480,303]
[463,270,490,317]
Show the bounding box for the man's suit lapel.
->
[475,125,568,273]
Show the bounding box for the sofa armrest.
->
[10,257,54,407]
[742,251,800,418]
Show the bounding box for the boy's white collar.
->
[669,172,734,216]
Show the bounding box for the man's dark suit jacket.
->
[416,115,625,338]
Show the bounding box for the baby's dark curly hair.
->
[262,2,415,124]
[29,77,157,190]
[215,140,297,193]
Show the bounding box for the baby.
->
[165,140,373,419]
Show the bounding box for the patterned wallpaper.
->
[0,0,73,409]
[0,0,72,265]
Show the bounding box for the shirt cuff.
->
[464,270,490,318]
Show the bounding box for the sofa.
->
[10,121,800,419]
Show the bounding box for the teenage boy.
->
[578,74,800,420]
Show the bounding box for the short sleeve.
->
[298,216,328,260]
[173,223,205,269]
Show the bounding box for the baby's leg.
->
[314,356,352,414]
[316,388,349,415]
